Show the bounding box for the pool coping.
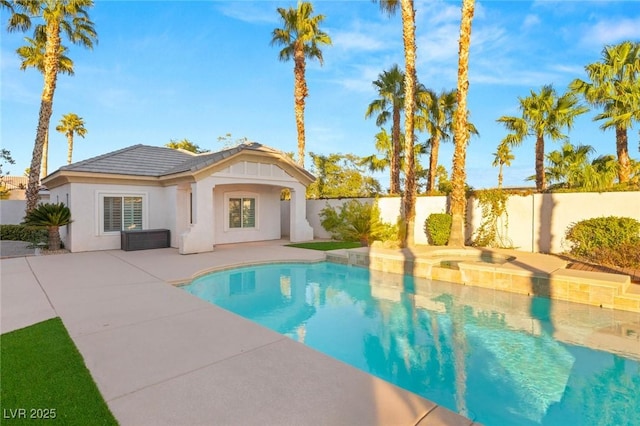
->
[328,246,640,313]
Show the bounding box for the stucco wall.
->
[0,200,27,225]
[214,184,281,245]
[48,183,172,252]
[294,191,640,253]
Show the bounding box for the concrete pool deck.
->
[1,241,479,426]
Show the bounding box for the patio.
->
[1,241,477,426]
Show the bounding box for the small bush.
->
[564,216,640,269]
[424,213,451,246]
[319,200,397,246]
[564,216,640,257]
[590,243,640,269]
[0,224,47,244]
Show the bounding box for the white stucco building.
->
[42,143,315,254]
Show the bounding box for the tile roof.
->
[54,143,311,180]
[57,144,195,176]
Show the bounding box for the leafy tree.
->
[165,138,208,154]
[571,41,640,184]
[56,113,87,164]
[361,128,428,194]
[375,0,419,247]
[271,1,331,168]
[448,0,476,247]
[492,141,514,189]
[217,133,249,149]
[534,142,619,191]
[17,32,74,177]
[22,202,71,250]
[307,152,381,199]
[0,149,16,199]
[5,0,97,213]
[365,65,405,194]
[497,85,588,191]
[416,88,456,193]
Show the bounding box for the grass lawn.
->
[287,241,362,251]
[1,318,117,425]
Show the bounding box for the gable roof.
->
[43,142,314,187]
[54,144,196,176]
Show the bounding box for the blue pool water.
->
[182,262,640,425]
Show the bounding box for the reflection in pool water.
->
[182,262,640,425]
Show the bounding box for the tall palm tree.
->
[492,141,514,189]
[365,65,405,194]
[6,0,97,213]
[497,85,588,191]
[271,1,331,168]
[56,113,87,164]
[17,34,74,178]
[448,0,475,248]
[376,0,418,247]
[570,41,640,184]
[417,89,457,193]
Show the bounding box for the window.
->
[103,196,143,232]
[229,197,255,228]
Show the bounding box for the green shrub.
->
[590,243,640,268]
[424,213,451,246]
[319,200,397,246]
[564,216,640,258]
[0,224,47,244]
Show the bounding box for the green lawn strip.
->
[286,241,362,251]
[1,317,117,425]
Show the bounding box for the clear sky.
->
[2,0,639,190]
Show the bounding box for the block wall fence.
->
[281,191,640,254]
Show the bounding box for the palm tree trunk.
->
[47,226,61,251]
[535,134,546,191]
[41,129,49,178]
[448,0,475,248]
[293,46,308,168]
[401,0,417,248]
[67,132,74,164]
[390,107,401,194]
[26,21,61,213]
[427,137,440,193]
[498,163,503,189]
[616,125,630,183]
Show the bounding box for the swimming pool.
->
[181,262,640,425]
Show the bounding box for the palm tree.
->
[17,34,74,178]
[165,138,207,154]
[56,113,87,164]
[417,89,457,193]
[5,0,97,213]
[365,65,405,194]
[271,1,331,168]
[570,41,640,184]
[492,141,514,189]
[448,0,475,248]
[22,202,71,250]
[376,0,418,247]
[497,85,588,191]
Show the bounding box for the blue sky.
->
[2,0,639,190]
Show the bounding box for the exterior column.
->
[289,183,313,242]
[179,179,215,254]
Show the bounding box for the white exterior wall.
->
[0,200,27,225]
[296,191,640,253]
[213,184,281,244]
[49,183,171,252]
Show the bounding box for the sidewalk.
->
[1,244,475,426]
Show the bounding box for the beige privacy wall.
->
[281,191,640,254]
